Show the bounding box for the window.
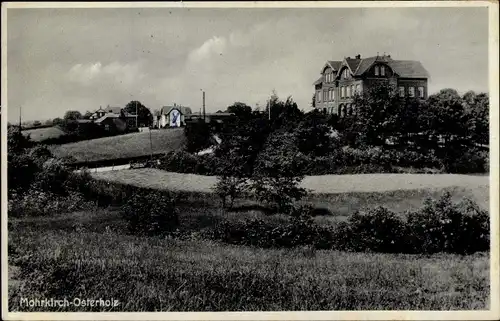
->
[399,86,405,97]
[409,87,415,97]
[418,86,424,98]
[351,85,355,96]
[332,89,335,100]
[356,84,361,94]
[380,65,385,76]
[317,91,321,102]
[374,66,379,76]
[324,90,327,101]
[347,86,351,98]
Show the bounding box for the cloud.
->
[187,36,228,64]
[67,61,146,88]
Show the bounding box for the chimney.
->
[355,54,361,59]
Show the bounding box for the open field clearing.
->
[8,210,489,311]
[50,129,185,163]
[92,169,490,212]
[21,126,66,142]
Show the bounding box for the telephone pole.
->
[135,100,138,128]
[202,90,206,121]
[19,105,22,132]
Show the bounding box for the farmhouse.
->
[89,105,137,132]
[314,53,429,116]
[158,104,193,128]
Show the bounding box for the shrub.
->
[210,193,488,254]
[121,190,179,236]
[34,158,71,195]
[439,146,488,174]
[251,131,308,213]
[156,150,219,175]
[405,193,489,254]
[250,176,307,213]
[213,176,248,208]
[8,189,93,217]
[345,207,407,253]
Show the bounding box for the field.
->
[50,128,185,163]
[21,126,66,142]
[8,209,489,311]
[92,169,490,213]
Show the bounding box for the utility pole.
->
[202,90,206,121]
[135,100,138,128]
[149,125,153,163]
[19,105,22,132]
[268,100,271,121]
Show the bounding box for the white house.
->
[158,104,192,128]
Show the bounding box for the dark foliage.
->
[184,119,212,153]
[121,190,179,236]
[211,194,489,254]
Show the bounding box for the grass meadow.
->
[7,167,490,311]
[8,208,489,311]
[92,168,490,212]
[50,128,185,163]
[21,126,66,142]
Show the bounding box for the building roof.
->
[322,55,429,80]
[76,119,93,123]
[327,60,342,70]
[313,77,323,85]
[106,106,122,114]
[345,58,362,73]
[387,60,429,78]
[161,105,192,115]
[95,113,120,123]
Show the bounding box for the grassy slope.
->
[50,129,185,162]
[21,126,66,142]
[92,169,490,212]
[8,210,489,311]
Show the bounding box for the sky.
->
[6,5,490,122]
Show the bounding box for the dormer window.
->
[380,65,385,76]
[374,66,380,76]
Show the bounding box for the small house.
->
[159,104,192,128]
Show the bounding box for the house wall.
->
[397,78,428,99]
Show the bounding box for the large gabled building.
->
[314,54,429,116]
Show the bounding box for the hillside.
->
[21,126,67,142]
[51,128,185,163]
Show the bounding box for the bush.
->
[345,207,407,253]
[251,176,307,213]
[156,150,219,175]
[405,193,489,254]
[213,176,248,208]
[439,146,488,174]
[210,193,489,254]
[121,190,179,236]
[8,189,94,217]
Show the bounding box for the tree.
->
[265,91,303,130]
[349,83,403,146]
[226,102,252,120]
[83,111,93,119]
[294,110,337,157]
[426,89,469,146]
[463,91,489,145]
[52,117,64,127]
[124,101,153,127]
[251,131,308,213]
[64,110,82,121]
[184,118,211,153]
